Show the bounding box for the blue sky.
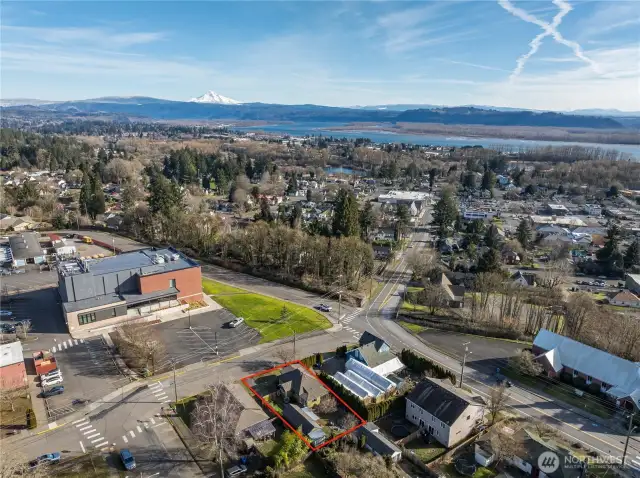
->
[1,1,638,110]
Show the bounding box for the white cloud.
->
[575,2,640,38]
[1,25,166,49]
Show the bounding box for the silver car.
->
[228,317,245,328]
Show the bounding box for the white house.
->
[583,204,602,216]
[405,377,485,447]
[609,291,640,308]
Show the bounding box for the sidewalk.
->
[25,375,47,429]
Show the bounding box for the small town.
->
[1,0,639,477]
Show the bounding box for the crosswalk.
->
[73,418,109,452]
[51,338,84,353]
[121,416,168,444]
[630,456,640,470]
[149,381,171,403]
[340,311,362,342]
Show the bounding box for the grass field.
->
[202,279,331,343]
[399,320,429,334]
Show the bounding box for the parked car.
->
[13,269,25,274]
[0,310,13,317]
[0,323,16,334]
[41,369,62,381]
[228,317,245,328]
[120,449,136,470]
[225,464,248,477]
[316,304,332,312]
[41,386,64,398]
[29,452,61,468]
[0,269,11,276]
[41,376,64,387]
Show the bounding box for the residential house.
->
[625,273,640,295]
[583,204,602,216]
[0,215,36,232]
[0,341,28,390]
[278,365,328,408]
[533,329,640,411]
[105,213,124,230]
[405,377,485,447]
[502,249,520,265]
[357,422,402,462]
[282,403,326,446]
[436,273,465,308]
[475,425,585,478]
[225,383,276,440]
[347,332,404,376]
[536,225,570,238]
[511,271,536,287]
[608,290,640,308]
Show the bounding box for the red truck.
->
[33,351,57,376]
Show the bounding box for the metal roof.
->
[0,341,24,368]
[9,233,44,260]
[345,358,395,392]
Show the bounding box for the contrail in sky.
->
[498,0,598,79]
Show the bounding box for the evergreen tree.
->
[432,188,458,243]
[428,168,438,189]
[290,202,303,229]
[286,175,298,195]
[359,201,375,241]
[396,204,411,239]
[478,247,502,273]
[481,170,496,192]
[516,219,532,250]
[88,174,106,219]
[484,224,501,249]
[462,171,476,190]
[332,189,360,237]
[256,197,273,222]
[596,223,621,261]
[79,172,92,217]
[148,171,183,215]
[624,239,639,268]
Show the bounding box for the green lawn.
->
[405,438,446,462]
[399,320,428,334]
[202,278,331,343]
[401,301,429,311]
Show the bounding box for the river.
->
[234,122,640,158]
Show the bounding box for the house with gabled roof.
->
[346,332,404,377]
[405,376,485,447]
[533,329,640,412]
[278,365,328,408]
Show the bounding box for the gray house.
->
[282,403,326,446]
[357,422,402,462]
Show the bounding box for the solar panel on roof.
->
[346,358,394,392]
[334,372,369,398]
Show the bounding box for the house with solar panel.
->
[346,332,405,377]
[405,376,485,447]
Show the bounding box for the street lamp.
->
[460,342,471,389]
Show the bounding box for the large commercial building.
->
[377,190,430,211]
[9,232,46,267]
[58,247,202,333]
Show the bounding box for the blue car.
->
[120,449,136,470]
[41,386,64,398]
[29,452,61,468]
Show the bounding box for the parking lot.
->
[0,264,58,293]
[42,336,129,422]
[154,309,261,370]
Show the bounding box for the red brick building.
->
[0,341,28,390]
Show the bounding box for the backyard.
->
[202,278,331,342]
[0,392,31,438]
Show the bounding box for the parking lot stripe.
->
[80,441,85,453]
[83,429,96,435]
[122,435,128,443]
[136,425,142,433]
[129,430,135,438]
[86,433,100,439]
[90,437,105,443]
[72,418,88,424]
[79,425,92,431]
[63,342,68,350]
[80,339,84,343]
[73,339,78,345]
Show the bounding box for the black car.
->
[0,324,16,334]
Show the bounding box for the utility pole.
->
[338,293,342,318]
[460,342,471,389]
[621,412,636,468]
[215,331,218,355]
[172,360,178,403]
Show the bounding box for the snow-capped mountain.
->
[188,91,241,105]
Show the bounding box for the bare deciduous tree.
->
[0,448,46,477]
[537,259,571,289]
[420,282,448,315]
[18,319,32,340]
[314,394,338,414]
[489,423,525,466]
[0,380,27,412]
[487,384,510,425]
[329,451,397,478]
[564,293,595,340]
[274,346,295,364]
[191,383,242,478]
[510,350,543,377]
[338,413,358,431]
[117,323,166,375]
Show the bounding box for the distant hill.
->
[0,97,628,129]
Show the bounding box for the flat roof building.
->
[58,247,202,335]
[378,190,430,209]
[545,204,570,216]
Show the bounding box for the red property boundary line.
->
[240,360,366,451]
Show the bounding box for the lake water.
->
[235,122,640,158]
[324,166,367,176]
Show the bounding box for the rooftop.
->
[8,232,44,259]
[407,376,484,425]
[58,247,198,277]
[0,341,24,368]
[378,190,430,202]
